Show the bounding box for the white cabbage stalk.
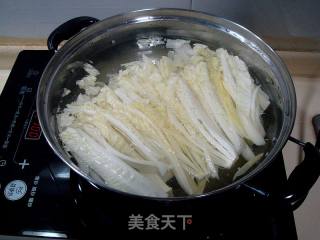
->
[233,154,263,180]
[81,123,160,173]
[57,42,270,197]
[177,77,237,162]
[216,48,269,145]
[60,127,168,197]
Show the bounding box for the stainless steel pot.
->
[37,9,320,208]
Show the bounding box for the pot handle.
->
[284,115,320,209]
[241,116,320,211]
[47,16,99,51]
[284,140,320,210]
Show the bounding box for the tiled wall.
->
[0,0,320,38]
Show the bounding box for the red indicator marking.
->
[25,111,42,140]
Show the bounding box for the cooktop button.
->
[0,159,6,167]
[19,159,30,170]
[4,180,27,201]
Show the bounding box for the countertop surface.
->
[0,45,320,240]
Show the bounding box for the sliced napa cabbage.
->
[60,127,168,197]
[57,39,270,197]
